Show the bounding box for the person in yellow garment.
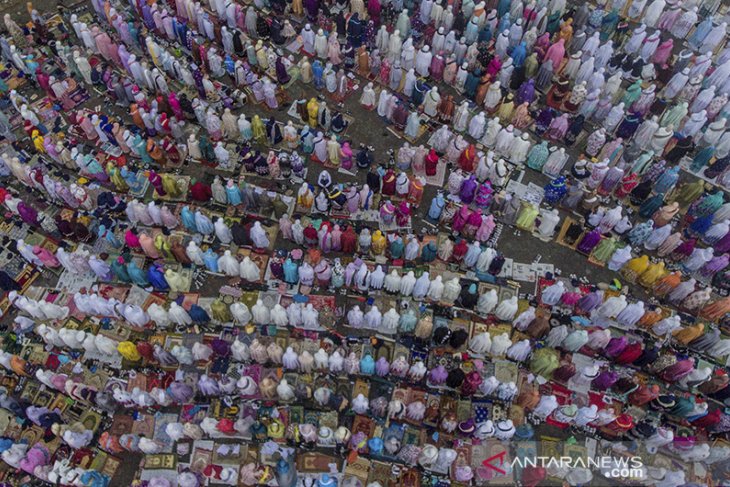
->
[307,97,319,127]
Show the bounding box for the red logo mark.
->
[482,450,507,475]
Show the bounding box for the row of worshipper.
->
[61,0,730,143]
[0,437,111,486]
[81,0,730,194]
[14,278,730,437]
[3,236,723,483]
[9,276,730,481]
[39,0,730,218]
[14,171,730,328]
[7,148,727,336]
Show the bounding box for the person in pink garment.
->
[544,38,566,69]
[33,246,60,268]
[138,232,161,259]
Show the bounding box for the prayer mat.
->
[140,469,178,483]
[5,75,26,91]
[379,216,411,234]
[421,160,447,187]
[68,86,90,108]
[555,216,581,249]
[327,76,356,104]
[146,454,179,472]
[212,442,247,465]
[127,172,150,199]
[334,112,355,136]
[52,268,95,296]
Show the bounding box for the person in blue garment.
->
[360,354,375,375]
[120,166,144,193]
[225,180,242,205]
[688,15,714,50]
[188,303,210,323]
[312,59,324,90]
[511,42,527,67]
[97,224,122,248]
[497,12,511,34]
[428,191,445,220]
[390,235,404,259]
[181,206,197,232]
[497,0,510,18]
[203,248,219,272]
[111,255,131,283]
[127,260,149,287]
[146,263,170,291]
[283,257,299,284]
[132,132,152,164]
[421,241,438,262]
[195,210,214,235]
[639,193,666,218]
[654,166,680,194]
[690,146,715,173]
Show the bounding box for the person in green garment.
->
[670,179,705,209]
[516,203,539,231]
[600,9,619,42]
[111,255,131,283]
[621,79,642,107]
[210,298,232,322]
[591,237,620,264]
[530,348,559,378]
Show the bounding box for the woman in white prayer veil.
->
[701,22,728,53]
[250,221,270,248]
[644,224,672,251]
[186,241,205,266]
[383,269,402,293]
[364,305,382,329]
[240,257,260,281]
[399,271,417,296]
[360,82,377,108]
[412,272,430,300]
[441,277,461,304]
[286,303,302,327]
[427,275,444,300]
[377,89,392,117]
[468,112,487,140]
[370,265,385,289]
[663,68,689,99]
[231,302,252,324]
[16,239,42,266]
[252,299,270,325]
[348,305,364,328]
[148,303,170,328]
[214,218,233,244]
[291,219,305,245]
[121,303,149,328]
[168,302,192,326]
[218,250,240,276]
[428,124,452,153]
[404,237,420,260]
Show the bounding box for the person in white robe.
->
[415,45,432,77]
[388,30,402,62]
[468,111,487,140]
[250,222,270,249]
[422,87,441,117]
[360,82,377,109]
[453,100,470,132]
[509,133,531,164]
[377,90,392,117]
